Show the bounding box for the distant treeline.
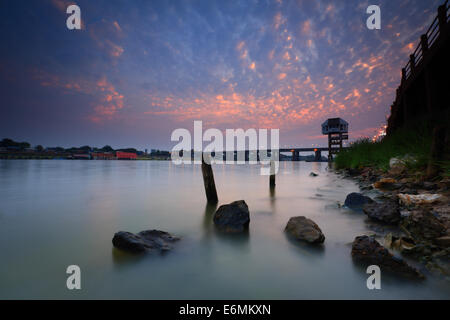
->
[0,138,169,156]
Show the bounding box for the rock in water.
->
[363,200,401,224]
[351,236,423,279]
[213,200,250,233]
[112,230,180,253]
[285,216,325,244]
[344,193,374,210]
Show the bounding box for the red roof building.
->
[116,151,137,160]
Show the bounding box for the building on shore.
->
[116,151,137,160]
[91,152,115,160]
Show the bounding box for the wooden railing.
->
[401,0,449,83]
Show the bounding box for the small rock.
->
[344,192,374,210]
[399,187,418,195]
[423,182,438,191]
[401,209,446,241]
[435,236,450,248]
[351,235,424,279]
[112,230,180,254]
[389,157,403,168]
[309,172,318,177]
[374,178,400,190]
[344,168,361,177]
[384,233,415,252]
[363,200,401,224]
[213,200,250,233]
[398,193,443,206]
[285,216,325,244]
[400,210,411,218]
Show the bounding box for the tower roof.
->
[321,118,348,126]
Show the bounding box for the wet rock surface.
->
[363,200,401,224]
[112,230,180,253]
[339,159,450,277]
[401,209,446,241]
[213,200,250,233]
[285,216,325,244]
[351,236,424,279]
[344,192,374,210]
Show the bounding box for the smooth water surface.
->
[0,160,449,299]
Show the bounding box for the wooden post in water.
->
[201,154,218,204]
[270,160,276,187]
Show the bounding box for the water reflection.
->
[202,202,218,237]
[284,234,326,257]
[111,247,145,269]
[1,160,449,299]
[269,185,276,211]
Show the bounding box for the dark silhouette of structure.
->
[322,118,349,161]
[387,1,449,135]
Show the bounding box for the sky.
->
[0,0,443,150]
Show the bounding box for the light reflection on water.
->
[0,160,449,299]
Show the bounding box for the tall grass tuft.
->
[335,122,434,171]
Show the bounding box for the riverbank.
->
[335,164,450,278]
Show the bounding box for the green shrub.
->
[335,122,433,171]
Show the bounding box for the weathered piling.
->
[270,160,276,187]
[201,154,218,203]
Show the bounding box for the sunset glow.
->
[0,0,443,149]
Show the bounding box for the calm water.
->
[0,160,449,299]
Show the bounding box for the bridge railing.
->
[401,0,449,83]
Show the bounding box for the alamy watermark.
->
[366,5,381,30]
[170,121,279,176]
[66,4,81,30]
[366,265,381,290]
[64,4,380,32]
[66,265,81,290]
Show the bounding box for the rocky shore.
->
[337,160,450,278]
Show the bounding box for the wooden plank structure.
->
[387,0,449,135]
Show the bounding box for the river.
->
[0,160,449,299]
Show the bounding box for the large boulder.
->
[213,200,250,233]
[351,236,424,279]
[344,193,374,210]
[363,200,401,224]
[112,230,180,253]
[285,216,325,244]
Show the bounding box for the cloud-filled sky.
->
[0,0,443,150]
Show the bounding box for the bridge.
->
[279,148,329,161]
[185,147,343,162]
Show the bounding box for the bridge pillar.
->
[292,151,300,161]
[314,150,322,162]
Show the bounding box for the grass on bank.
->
[335,121,449,176]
